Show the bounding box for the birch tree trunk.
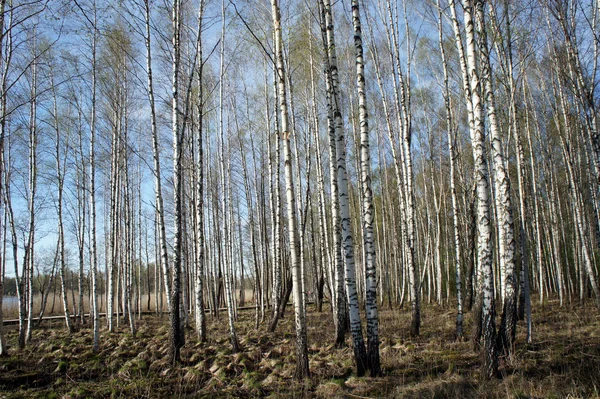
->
[352,0,380,376]
[474,1,517,356]
[75,114,87,326]
[453,0,498,377]
[52,76,72,334]
[383,0,419,335]
[5,142,26,349]
[318,0,346,347]
[170,0,184,363]
[239,95,262,328]
[107,78,121,333]
[469,0,497,377]
[437,0,464,339]
[508,26,530,330]
[0,0,8,356]
[0,205,5,355]
[308,30,331,313]
[553,65,600,309]
[89,0,100,353]
[219,0,239,351]
[193,0,206,343]
[271,0,309,378]
[25,46,38,344]
[321,0,367,373]
[144,0,171,315]
[268,51,284,333]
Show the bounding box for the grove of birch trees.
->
[1,0,600,380]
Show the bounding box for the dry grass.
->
[0,300,599,398]
[2,290,254,320]
[2,292,172,320]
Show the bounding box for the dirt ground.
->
[1,300,599,398]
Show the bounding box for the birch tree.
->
[87,0,101,353]
[143,0,171,315]
[23,36,38,345]
[450,0,497,377]
[320,0,367,373]
[436,0,464,339]
[352,0,380,376]
[270,0,309,378]
[218,0,239,352]
[193,0,207,343]
[317,0,347,347]
[51,68,73,334]
[381,0,420,336]
[0,0,8,356]
[473,0,517,356]
[170,0,185,363]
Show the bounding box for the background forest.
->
[1,0,600,397]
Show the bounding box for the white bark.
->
[553,67,600,309]
[271,0,309,378]
[144,0,171,314]
[267,54,283,332]
[218,0,239,351]
[170,0,184,363]
[383,0,419,335]
[437,0,463,338]
[322,0,367,374]
[193,0,206,343]
[318,0,346,346]
[0,0,8,356]
[308,31,331,312]
[475,1,517,355]
[456,0,497,377]
[89,0,100,353]
[353,0,380,376]
[25,47,37,344]
[52,76,72,334]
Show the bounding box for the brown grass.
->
[1,299,599,398]
[2,290,254,320]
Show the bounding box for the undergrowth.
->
[0,300,599,398]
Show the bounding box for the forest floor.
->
[1,300,599,398]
